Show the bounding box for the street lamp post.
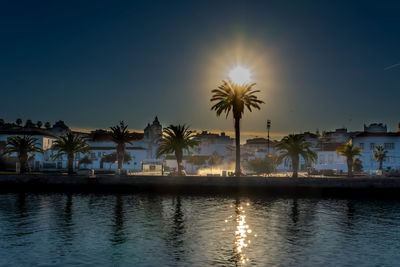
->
[267,120,271,155]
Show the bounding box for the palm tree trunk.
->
[19,153,28,174]
[379,160,383,171]
[291,155,299,178]
[117,145,124,170]
[67,154,74,175]
[347,158,353,177]
[234,117,241,177]
[176,150,183,176]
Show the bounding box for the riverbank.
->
[1,174,400,198]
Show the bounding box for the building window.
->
[359,143,364,150]
[370,143,375,150]
[319,155,325,164]
[384,156,395,163]
[328,154,334,164]
[384,143,395,150]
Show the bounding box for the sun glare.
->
[228,65,251,85]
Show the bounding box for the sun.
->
[228,65,251,84]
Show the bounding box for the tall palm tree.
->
[373,145,387,172]
[109,121,134,171]
[52,132,90,174]
[156,124,199,176]
[276,134,317,178]
[5,135,43,174]
[337,143,362,177]
[210,79,264,176]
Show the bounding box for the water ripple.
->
[1,194,400,266]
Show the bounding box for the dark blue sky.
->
[1,0,399,137]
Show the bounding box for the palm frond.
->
[156,124,199,158]
[52,131,90,159]
[210,79,264,120]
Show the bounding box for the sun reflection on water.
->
[224,201,257,265]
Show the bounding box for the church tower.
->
[144,116,163,159]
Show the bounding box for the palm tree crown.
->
[52,132,90,174]
[109,121,135,170]
[210,80,264,120]
[337,143,362,177]
[156,124,199,176]
[373,145,387,171]
[210,79,264,176]
[5,135,43,173]
[276,134,317,178]
[109,121,132,146]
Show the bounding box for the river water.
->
[0,193,399,266]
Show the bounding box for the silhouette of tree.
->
[16,118,22,126]
[373,145,387,171]
[36,121,43,128]
[247,156,277,175]
[337,143,361,177]
[52,132,90,174]
[211,80,264,176]
[5,135,43,173]
[109,121,134,171]
[276,134,317,178]
[44,122,51,129]
[25,119,34,128]
[156,125,198,176]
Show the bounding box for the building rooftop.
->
[354,132,400,138]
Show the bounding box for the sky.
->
[0,0,399,140]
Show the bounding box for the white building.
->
[163,131,234,174]
[0,128,57,171]
[0,117,163,172]
[314,143,348,172]
[352,132,400,173]
[84,117,162,171]
[192,131,233,157]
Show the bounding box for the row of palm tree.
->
[3,72,387,178]
[3,125,387,177]
[3,121,137,174]
[3,133,89,174]
[11,118,52,129]
[336,143,389,177]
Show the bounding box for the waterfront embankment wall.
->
[1,175,400,198]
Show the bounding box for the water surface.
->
[0,193,399,266]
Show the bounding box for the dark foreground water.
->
[0,194,400,267]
